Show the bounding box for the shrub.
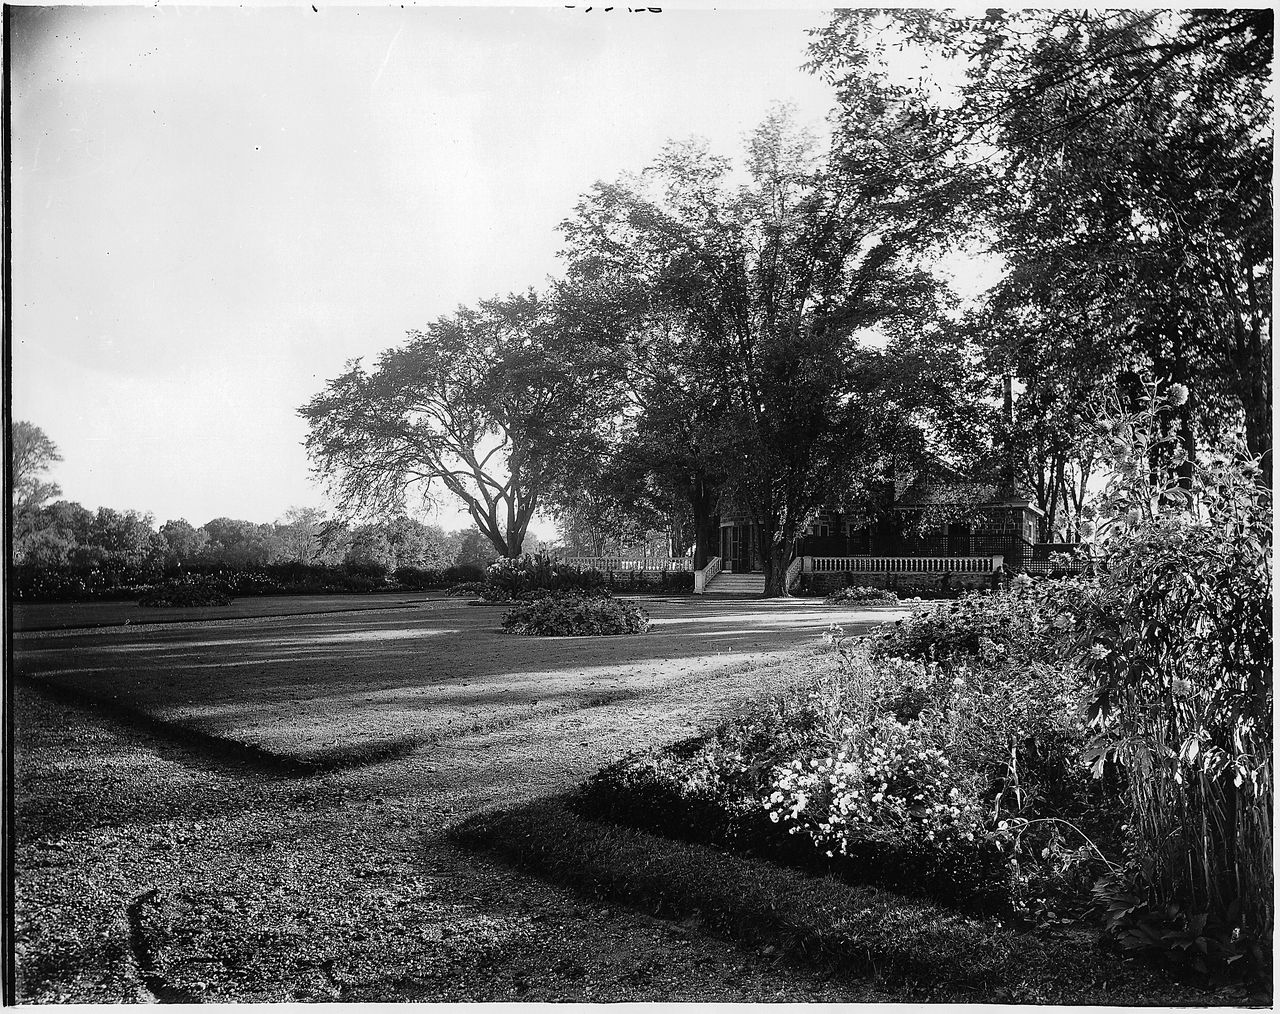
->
[501,592,650,636]
[1061,383,1272,962]
[137,576,233,608]
[827,585,899,604]
[575,618,1110,915]
[867,585,1065,663]
[445,580,488,597]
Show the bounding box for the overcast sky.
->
[11,4,846,533]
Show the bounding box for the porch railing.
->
[803,555,1004,574]
[693,556,722,595]
[562,556,692,573]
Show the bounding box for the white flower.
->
[1168,383,1190,407]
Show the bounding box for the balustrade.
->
[802,555,1002,574]
[561,556,692,573]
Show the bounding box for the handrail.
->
[693,555,722,595]
[804,555,1002,574]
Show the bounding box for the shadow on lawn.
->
[16,676,425,778]
[446,796,1191,1005]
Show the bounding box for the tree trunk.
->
[689,472,719,569]
[762,541,793,597]
[760,516,794,598]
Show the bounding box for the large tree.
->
[300,290,625,558]
[10,421,63,554]
[561,108,973,595]
[809,10,1273,478]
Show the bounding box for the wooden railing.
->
[693,556,722,594]
[803,555,1003,574]
[562,556,692,573]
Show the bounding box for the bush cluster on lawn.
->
[12,560,486,603]
[444,580,489,597]
[137,575,233,607]
[826,585,899,604]
[501,591,651,637]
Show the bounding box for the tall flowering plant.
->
[1064,379,1271,947]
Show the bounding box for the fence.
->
[561,556,692,573]
[803,555,1003,574]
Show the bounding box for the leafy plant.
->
[137,576,232,608]
[827,585,899,604]
[501,592,651,637]
[1062,381,1272,952]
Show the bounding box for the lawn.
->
[11,590,445,632]
[13,596,903,768]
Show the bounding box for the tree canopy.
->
[299,289,626,558]
[559,107,982,593]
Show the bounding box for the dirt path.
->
[15,598,903,1002]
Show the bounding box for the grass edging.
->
[449,796,1183,1003]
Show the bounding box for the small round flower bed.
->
[445,580,488,597]
[138,576,233,608]
[501,592,650,636]
[827,585,899,604]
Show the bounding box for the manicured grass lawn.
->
[13,597,904,767]
[11,591,445,631]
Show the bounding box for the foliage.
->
[869,587,1050,662]
[10,421,63,555]
[1061,383,1272,953]
[826,585,898,604]
[576,619,1106,916]
[137,576,233,608]
[500,592,650,637]
[299,289,627,558]
[809,10,1273,476]
[559,106,983,596]
[443,580,488,598]
[483,553,606,601]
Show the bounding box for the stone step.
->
[706,573,766,596]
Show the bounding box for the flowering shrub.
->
[501,592,651,636]
[827,585,899,604]
[868,587,1054,663]
[764,714,986,852]
[137,576,233,607]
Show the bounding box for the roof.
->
[895,475,1040,511]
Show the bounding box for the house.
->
[715,474,1044,592]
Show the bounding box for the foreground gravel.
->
[15,608,901,1003]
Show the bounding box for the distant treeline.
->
[10,501,534,602]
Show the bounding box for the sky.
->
[11,4,852,534]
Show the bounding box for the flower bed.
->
[573,587,1120,917]
[137,576,233,608]
[826,585,899,604]
[501,592,651,637]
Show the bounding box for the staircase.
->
[705,571,766,597]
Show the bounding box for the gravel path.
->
[15,598,904,1002]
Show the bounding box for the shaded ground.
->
[13,595,1230,1004]
[12,591,445,632]
[13,596,891,762]
[15,597,905,1002]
